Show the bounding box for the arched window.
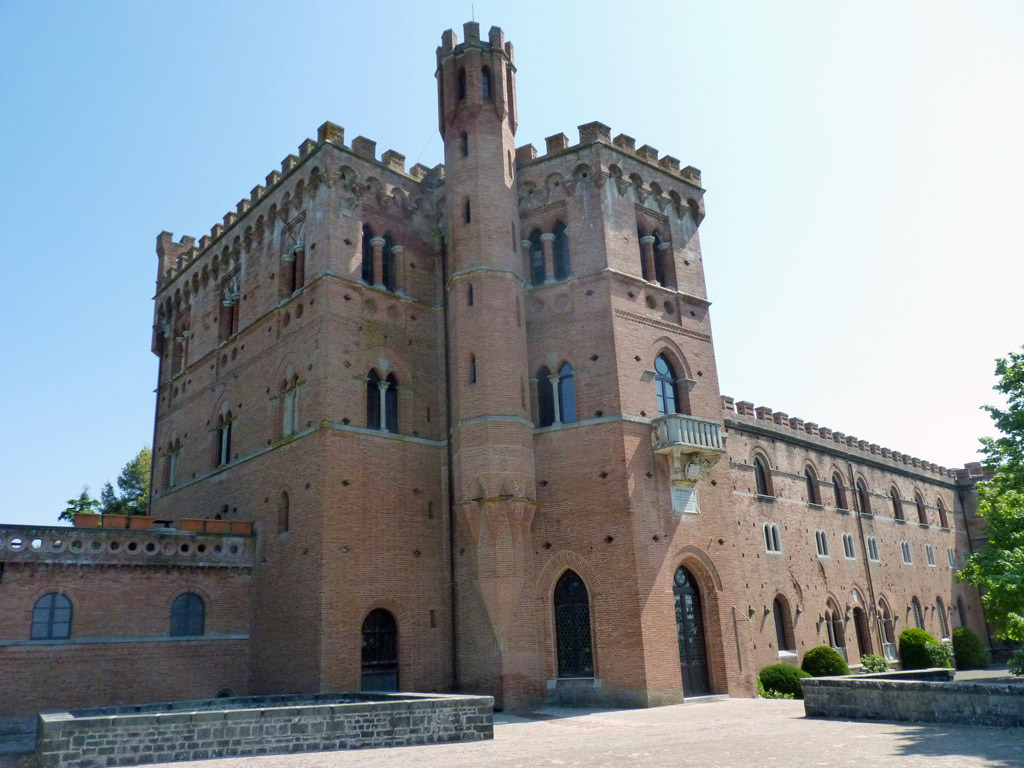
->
[856,479,871,515]
[832,473,847,510]
[170,592,205,637]
[361,224,374,284]
[167,438,180,489]
[805,467,820,505]
[216,410,233,466]
[481,66,492,99]
[652,230,670,286]
[558,362,576,424]
[825,600,845,653]
[361,609,398,691]
[890,488,904,521]
[278,491,290,534]
[936,597,950,639]
[878,598,896,658]
[763,522,781,553]
[957,596,967,627]
[456,67,466,101]
[554,570,593,678]
[654,354,680,416]
[367,371,398,433]
[773,596,794,651]
[911,597,925,629]
[915,493,928,525]
[282,376,299,437]
[937,498,949,529]
[460,131,469,158]
[384,374,398,433]
[553,221,570,280]
[815,530,829,557]
[529,228,545,286]
[381,233,396,292]
[753,456,772,497]
[31,593,72,640]
[536,365,554,427]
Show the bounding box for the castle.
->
[0,22,986,715]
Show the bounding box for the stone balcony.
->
[651,414,725,487]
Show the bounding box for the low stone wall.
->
[36,692,493,768]
[803,669,1024,726]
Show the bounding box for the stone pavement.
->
[3,668,1022,768]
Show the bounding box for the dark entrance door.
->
[361,608,398,691]
[853,607,871,658]
[673,566,710,696]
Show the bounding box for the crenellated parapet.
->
[0,524,256,569]
[720,395,957,480]
[153,120,447,298]
[515,121,704,222]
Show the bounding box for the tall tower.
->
[437,22,536,706]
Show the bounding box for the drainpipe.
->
[440,235,460,692]
[849,461,884,657]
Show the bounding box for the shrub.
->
[758,663,810,698]
[952,626,990,669]
[899,628,950,669]
[1009,649,1024,677]
[801,645,850,677]
[860,653,889,673]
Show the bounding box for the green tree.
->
[60,447,152,521]
[959,347,1024,642]
[59,487,100,522]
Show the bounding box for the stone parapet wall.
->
[803,671,1024,726]
[36,693,493,768]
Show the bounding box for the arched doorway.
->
[673,566,710,696]
[361,608,398,691]
[852,607,871,658]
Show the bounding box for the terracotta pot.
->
[128,516,155,530]
[177,518,204,532]
[204,519,230,534]
[101,514,128,529]
[229,521,254,535]
[74,513,100,528]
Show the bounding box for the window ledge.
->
[756,494,775,503]
[808,503,824,510]
[859,512,873,519]
[895,518,906,525]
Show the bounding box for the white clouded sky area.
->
[1,1,1021,527]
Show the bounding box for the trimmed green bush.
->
[899,628,951,669]
[952,626,990,669]
[1009,649,1024,677]
[860,653,889,673]
[801,645,850,677]
[758,664,810,698]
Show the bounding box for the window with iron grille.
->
[554,570,593,678]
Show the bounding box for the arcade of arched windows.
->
[522,219,570,286]
[361,224,405,294]
[636,217,677,289]
[534,362,576,428]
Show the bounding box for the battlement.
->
[0,523,256,568]
[515,121,702,188]
[721,395,957,480]
[155,120,444,291]
[437,22,514,61]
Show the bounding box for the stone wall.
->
[802,671,1024,726]
[36,693,494,768]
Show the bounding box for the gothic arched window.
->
[31,593,72,640]
[654,354,679,416]
[553,220,570,280]
[554,570,593,678]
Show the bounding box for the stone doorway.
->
[673,566,710,696]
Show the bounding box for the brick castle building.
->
[0,22,986,715]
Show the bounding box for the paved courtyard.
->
[7,696,1024,768]
[3,669,1021,768]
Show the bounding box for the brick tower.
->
[437,23,536,707]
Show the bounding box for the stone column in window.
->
[640,235,657,284]
[540,232,555,283]
[520,239,532,282]
[377,379,390,432]
[656,241,674,287]
[548,372,562,425]
[370,236,386,288]
[391,244,405,294]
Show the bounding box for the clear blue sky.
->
[1,1,1021,527]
